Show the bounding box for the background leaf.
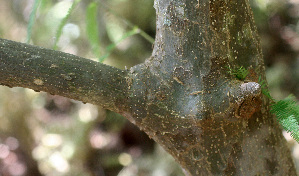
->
[99,26,139,62]
[86,2,101,58]
[53,0,81,50]
[26,0,41,43]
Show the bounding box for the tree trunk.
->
[0,0,296,175]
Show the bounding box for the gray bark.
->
[0,38,128,112]
[0,0,296,175]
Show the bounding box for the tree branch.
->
[0,38,129,112]
[0,0,297,174]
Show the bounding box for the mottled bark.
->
[0,38,128,113]
[123,0,296,175]
[0,0,296,175]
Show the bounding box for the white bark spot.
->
[34,79,44,85]
[240,82,261,97]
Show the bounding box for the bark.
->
[0,38,128,112]
[0,0,297,175]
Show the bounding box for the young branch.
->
[0,38,129,112]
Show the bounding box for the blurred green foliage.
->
[26,0,41,43]
[86,2,101,59]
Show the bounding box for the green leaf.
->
[98,1,154,44]
[86,2,101,58]
[258,76,273,100]
[98,26,140,62]
[227,66,249,80]
[53,0,81,50]
[26,0,41,43]
[271,95,299,121]
[279,115,299,142]
[271,95,299,142]
[234,66,249,80]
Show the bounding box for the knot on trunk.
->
[230,82,262,119]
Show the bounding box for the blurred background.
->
[0,0,298,175]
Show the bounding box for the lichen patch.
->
[50,64,59,68]
[33,79,44,85]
